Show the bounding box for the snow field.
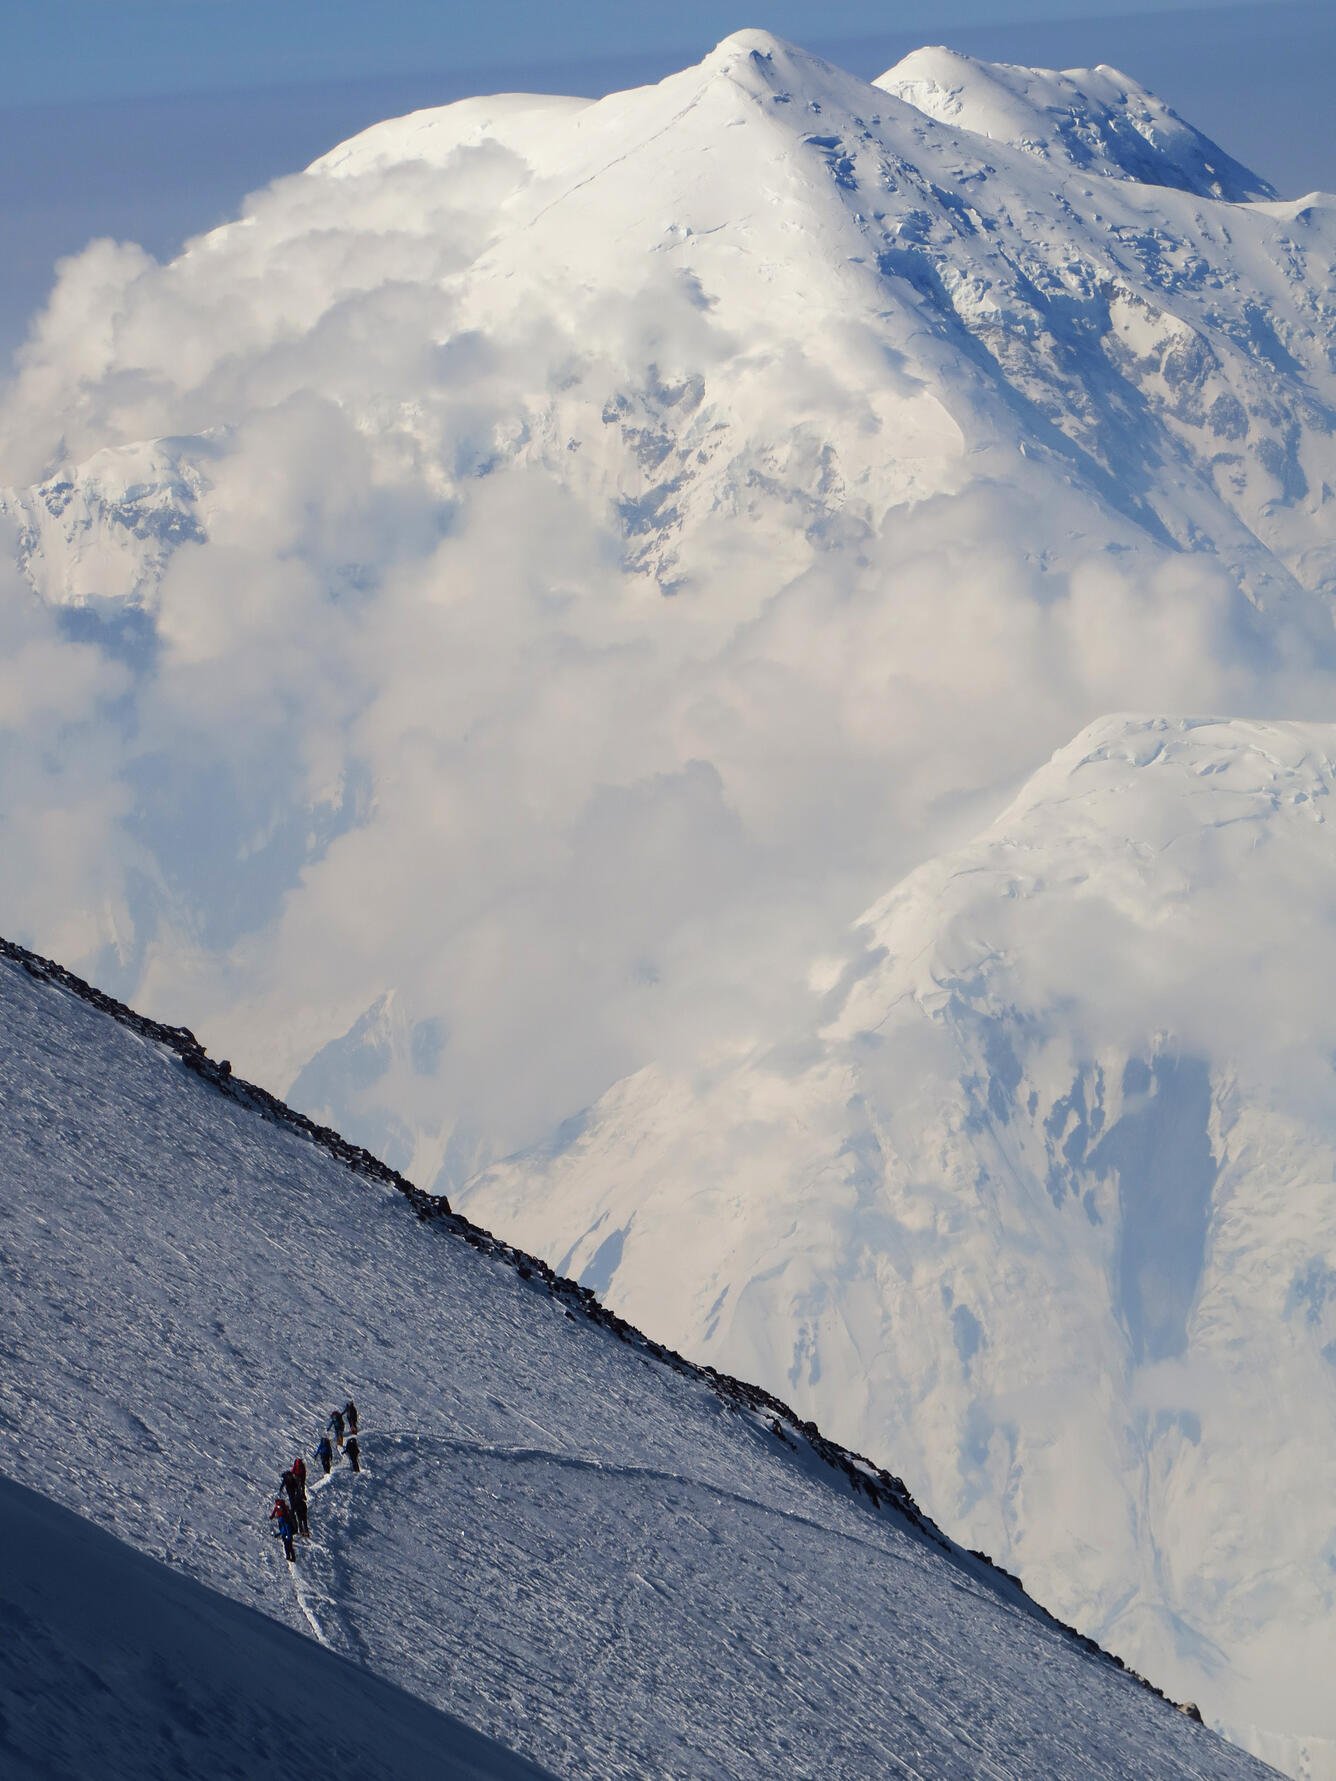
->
[1,34,1331,1771]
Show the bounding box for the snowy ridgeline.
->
[0,1470,554,1781]
[0,946,1272,1780]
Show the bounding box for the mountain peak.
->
[877,45,1275,200]
[701,25,794,64]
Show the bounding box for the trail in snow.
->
[322,1428,929,1568]
[298,1428,1218,1781]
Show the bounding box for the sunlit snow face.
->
[0,36,1330,1184]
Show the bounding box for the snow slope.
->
[0,939,1269,1780]
[0,1470,554,1781]
[462,712,1336,1777]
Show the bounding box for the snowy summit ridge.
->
[3,28,1328,613]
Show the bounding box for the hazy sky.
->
[2,1,1334,358]
[5,0,1286,106]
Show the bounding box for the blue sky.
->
[3,1,1334,360]
[6,0,1278,106]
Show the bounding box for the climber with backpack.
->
[283,1465,309,1537]
[315,1435,333,1476]
[269,1494,297,1564]
[345,1434,361,1473]
[329,1407,346,1451]
[344,1399,359,1437]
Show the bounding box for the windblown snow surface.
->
[3,26,1336,1778]
[0,1471,554,1781]
[0,946,1269,1780]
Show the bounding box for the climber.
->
[344,1399,359,1437]
[283,1465,309,1537]
[269,1494,297,1564]
[345,1434,361,1473]
[328,1407,346,1451]
[315,1435,334,1476]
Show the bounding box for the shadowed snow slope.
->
[0,1470,554,1781]
[0,943,1270,1781]
[461,713,1336,1778]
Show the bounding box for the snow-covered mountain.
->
[2,29,1335,1775]
[0,941,1266,1779]
[462,712,1336,1777]
[1,30,1334,1168]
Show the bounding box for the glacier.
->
[0,941,1273,1778]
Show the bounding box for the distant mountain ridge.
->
[6,32,1332,617]
[876,47,1276,201]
